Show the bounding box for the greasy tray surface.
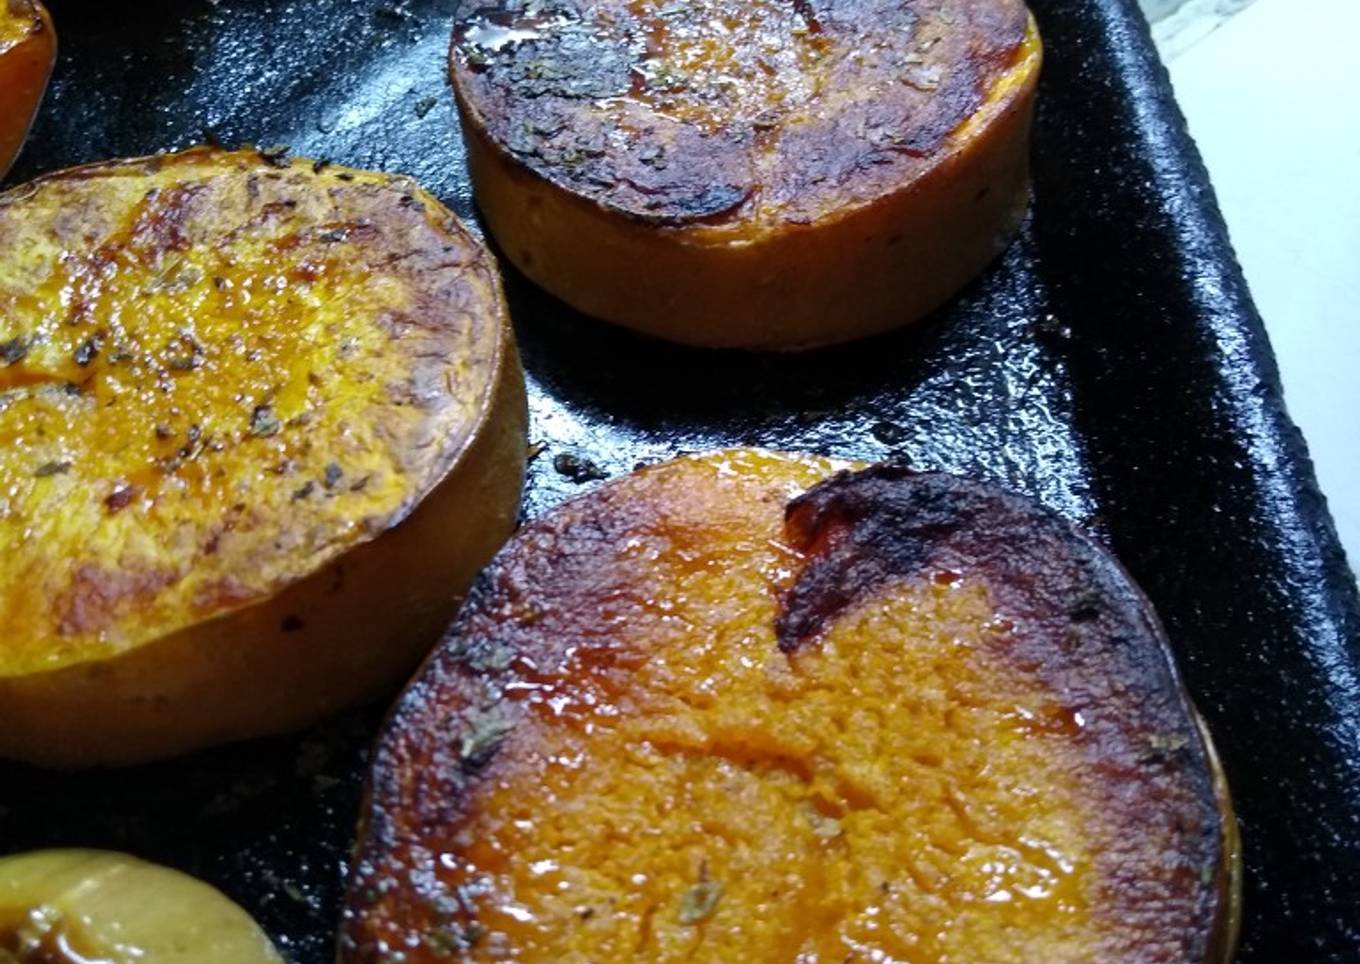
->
[1,0,1356,961]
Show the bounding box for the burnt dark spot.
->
[646,182,749,222]
[282,615,306,632]
[553,453,609,484]
[776,466,972,651]
[483,20,634,102]
[775,467,1161,664]
[293,481,317,501]
[104,484,140,513]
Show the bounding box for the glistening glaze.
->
[452,0,1032,227]
[0,149,500,671]
[3,0,1356,959]
[343,452,1226,962]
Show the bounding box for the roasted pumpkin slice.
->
[0,0,55,179]
[450,0,1041,349]
[342,450,1239,963]
[0,147,527,767]
[0,850,282,962]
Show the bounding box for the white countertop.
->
[1143,0,1360,574]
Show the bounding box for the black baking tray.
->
[3,0,1359,960]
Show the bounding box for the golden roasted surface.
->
[0,148,506,677]
[344,451,1232,963]
[452,0,1032,231]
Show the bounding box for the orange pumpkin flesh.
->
[0,148,526,767]
[342,451,1237,963]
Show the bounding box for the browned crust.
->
[0,147,528,766]
[778,465,1232,959]
[0,349,527,767]
[0,147,507,639]
[343,457,1234,962]
[450,0,1030,229]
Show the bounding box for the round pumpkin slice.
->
[450,0,1042,349]
[0,147,527,767]
[0,0,56,179]
[342,450,1239,963]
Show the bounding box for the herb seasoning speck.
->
[1,337,29,366]
[679,878,723,924]
[34,460,73,478]
[258,144,292,168]
[459,709,515,771]
[250,404,282,438]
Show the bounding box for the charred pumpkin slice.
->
[0,147,527,767]
[0,0,55,179]
[342,450,1239,963]
[450,1,1041,349]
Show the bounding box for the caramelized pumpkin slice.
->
[0,850,281,963]
[342,451,1238,962]
[0,0,55,179]
[451,0,1041,348]
[0,148,526,767]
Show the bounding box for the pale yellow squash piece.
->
[0,850,282,963]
